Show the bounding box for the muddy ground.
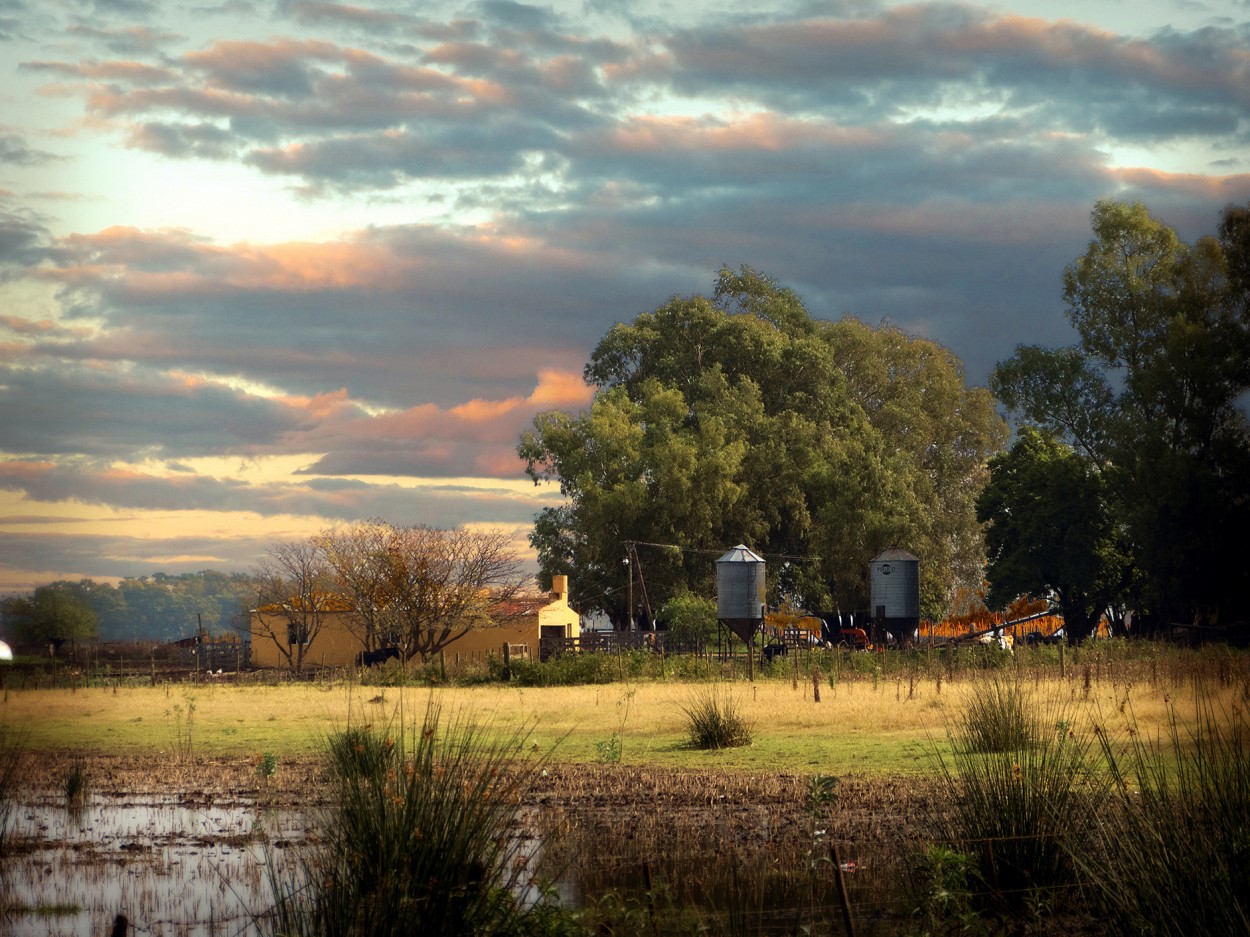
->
[5,750,945,936]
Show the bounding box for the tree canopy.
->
[991,200,1250,629]
[976,428,1129,642]
[252,520,529,669]
[1,584,98,650]
[519,267,1008,624]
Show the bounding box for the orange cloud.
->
[528,368,591,407]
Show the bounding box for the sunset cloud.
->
[0,0,1246,590]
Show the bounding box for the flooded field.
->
[4,792,310,936]
[2,753,928,936]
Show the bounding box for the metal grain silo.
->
[716,544,766,678]
[716,544,766,622]
[870,546,919,643]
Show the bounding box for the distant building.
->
[249,575,581,669]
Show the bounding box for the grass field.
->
[3,656,1236,775]
[4,646,1248,936]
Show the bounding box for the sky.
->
[1,0,1248,594]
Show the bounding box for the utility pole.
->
[624,552,633,631]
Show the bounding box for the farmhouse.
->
[249,575,581,669]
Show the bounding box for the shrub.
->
[681,686,753,750]
[509,652,623,687]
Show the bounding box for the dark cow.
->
[355,646,402,667]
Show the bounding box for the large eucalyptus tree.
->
[519,267,1007,626]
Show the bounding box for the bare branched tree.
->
[380,525,528,662]
[318,518,401,653]
[252,539,337,672]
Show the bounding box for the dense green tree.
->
[658,592,718,645]
[519,267,1008,624]
[1,584,98,651]
[992,201,1250,629]
[976,429,1129,643]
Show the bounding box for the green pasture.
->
[5,643,1244,774]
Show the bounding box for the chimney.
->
[551,575,568,601]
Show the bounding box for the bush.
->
[508,652,623,686]
[680,686,753,750]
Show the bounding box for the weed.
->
[164,692,197,761]
[594,733,622,764]
[907,844,983,936]
[255,751,278,782]
[64,760,88,807]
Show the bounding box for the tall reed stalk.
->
[1076,692,1250,937]
[922,676,1106,918]
[0,725,21,869]
[262,699,576,936]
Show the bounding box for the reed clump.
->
[921,676,1105,921]
[680,686,753,750]
[262,700,576,936]
[0,724,23,866]
[1076,692,1250,937]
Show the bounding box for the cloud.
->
[0,457,554,525]
[2,0,1249,591]
[65,23,183,55]
[0,133,62,165]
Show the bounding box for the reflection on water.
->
[2,794,310,937]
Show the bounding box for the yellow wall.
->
[250,579,581,670]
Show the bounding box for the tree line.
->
[980,199,1250,637]
[5,199,1246,655]
[521,201,1249,639]
[0,571,260,648]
